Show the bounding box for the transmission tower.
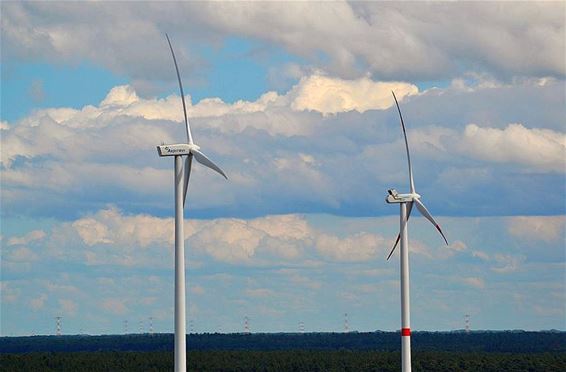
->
[55,316,62,336]
[149,317,154,335]
[344,313,349,333]
[299,321,305,334]
[244,316,250,334]
[465,314,470,333]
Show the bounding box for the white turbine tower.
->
[385,91,448,372]
[157,34,227,372]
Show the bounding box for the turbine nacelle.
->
[157,143,201,157]
[386,189,421,204]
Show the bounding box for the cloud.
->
[461,277,485,289]
[507,216,565,242]
[30,294,48,311]
[492,254,525,274]
[472,250,490,261]
[7,230,46,245]
[289,74,418,115]
[189,214,313,264]
[1,78,564,220]
[59,299,78,316]
[1,282,20,303]
[101,298,128,315]
[458,123,565,172]
[7,246,39,262]
[315,232,385,262]
[71,207,181,248]
[3,2,563,83]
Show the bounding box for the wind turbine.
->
[385,91,448,372]
[157,34,227,372]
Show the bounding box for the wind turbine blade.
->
[165,33,194,144]
[183,155,193,207]
[192,149,228,179]
[392,91,415,194]
[414,198,448,245]
[386,202,413,260]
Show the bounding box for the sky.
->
[1,1,565,336]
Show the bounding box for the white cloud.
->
[72,218,113,246]
[289,74,418,115]
[7,246,39,262]
[448,240,467,252]
[492,254,525,274]
[315,232,384,262]
[507,216,565,243]
[461,277,485,289]
[458,123,565,172]
[101,298,128,315]
[70,207,188,249]
[7,230,46,245]
[30,294,48,311]
[472,250,490,261]
[2,74,564,220]
[59,299,78,316]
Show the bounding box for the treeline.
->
[1,331,564,354]
[1,350,565,371]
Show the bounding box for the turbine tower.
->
[158,34,228,372]
[385,91,448,372]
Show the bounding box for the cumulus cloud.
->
[70,207,182,248]
[289,74,418,114]
[507,216,565,243]
[189,214,314,264]
[458,123,565,172]
[7,230,46,245]
[315,232,385,262]
[1,76,564,219]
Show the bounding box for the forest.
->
[1,331,564,371]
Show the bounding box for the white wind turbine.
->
[157,34,227,372]
[385,91,448,372]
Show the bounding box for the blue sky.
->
[1,1,565,336]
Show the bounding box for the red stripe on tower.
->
[401,328,411,336]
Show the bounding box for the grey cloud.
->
[2,1,564,83]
